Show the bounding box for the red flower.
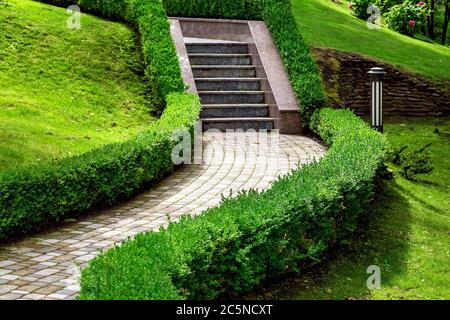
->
[409,20,416,27]
[417,2,425,6]
[348,2,353,9]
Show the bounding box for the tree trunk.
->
[427,0,435,40]
[442,0,450,45]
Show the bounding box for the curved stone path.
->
[0,132,324,300]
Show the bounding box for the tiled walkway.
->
[0,132,325,300]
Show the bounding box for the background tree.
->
[443,0,450,44]
[427,0,436,39]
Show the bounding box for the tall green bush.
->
[349,0,404,19]
[374,0,404,13]
[350,0,375,20]
[39,0,75,7]
[385,1,430,36]
[162,0,262,20]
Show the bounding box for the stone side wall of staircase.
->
[312,47,450,117]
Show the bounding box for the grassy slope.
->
[291,0,450,83]
[0,0,153,170]
[248,118,450,300]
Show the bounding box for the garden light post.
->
[368,67,386,133]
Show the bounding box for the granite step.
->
[202,117,275,132]
[192,66,257,78]
[186,42,249,54]
[198,91,265,104]
[195,78,261,91]
[189,54,252,66]
[201,104,269,118]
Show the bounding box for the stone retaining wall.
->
[312,47,450,117]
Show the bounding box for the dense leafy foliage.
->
[350,0,375,20]
[39,0,74,6]
[350,0,403,18]
[79,108,387,299]
[162,0,262,20]
[391,143,434,180]
[261,0,325,125]
[374,0,404,13]
[385,1,430,36]
[162,0,326,126]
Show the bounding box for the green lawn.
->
[248,117,450,300]
[291,0,450,83]
[0,0,154,170]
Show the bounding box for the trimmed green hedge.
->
[40,0,74,7]
[162,0,262,20]
[79,108,388,300]
[77,0,185,112]
[0,0,199,241]
[162,0,326,126]
[0,93,200,241]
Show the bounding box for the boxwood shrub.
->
[0,0,199,241]
[79,108,388,300]
[0,93,200,241]
[162,0,262,20]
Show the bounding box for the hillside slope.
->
[0,0,154,170]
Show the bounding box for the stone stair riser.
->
[203,120,274,132]
[192,67,256,78]
[201,106,269,118]
[199,92,265,104]
[189,55,252,66]
[195,80,261,91]
[186,43,249,54]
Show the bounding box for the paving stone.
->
[0,285,18,295]
[0,274,20,281]
[34,269,59,276]
[8,279,30,287]
[46,293,69,299]
[0,293,23,300]
[21,276,39,282]
[0,260,17,268]
[0,270,12,276]
[15,285,40,293]
[34,285,64,295]
[22,293,45,300]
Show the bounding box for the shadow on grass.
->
[243,178,413,300]
[395,181,446,216]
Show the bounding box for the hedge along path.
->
[0,132,324,300]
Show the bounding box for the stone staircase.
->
[185,42,275,131]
